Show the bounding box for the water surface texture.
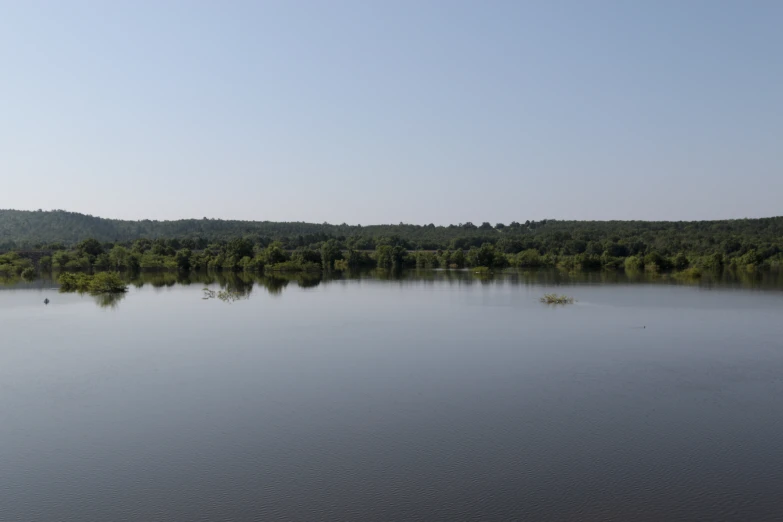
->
[2,271,783,521]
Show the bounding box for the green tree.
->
[52,250,72,269]
[466,243,499,267]
[76,238,104,258]
[375,245,393,269]
[391,246,408,267]
[624,255,643,271]
[513,249,543,268]
[93,253,111,269]
[175,249,192,271]
[292,248,321,266]
[450,249,465,268]
[673,253,689,270]
[263,242,289,265]
[226,238,254,260]
[319,239,341,270]
[132,238,152,253]
[109,245,130,270]
[705,252,724,271]
[644,251,670,271]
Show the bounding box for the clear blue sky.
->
[1,1,781,224]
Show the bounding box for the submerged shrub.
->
[672,253,689,270]
[540,293,575,304]
[265,261,321,273]
[88,272,128,293]
[59,272,127,294]
[673,267,702,280]
[624,255,643,271]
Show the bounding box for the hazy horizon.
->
[2,1,781,223]
[2,206,781,227]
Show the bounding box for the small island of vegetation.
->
[540,294,575,304]
[58,272,128,294]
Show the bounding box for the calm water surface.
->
[1,270,783,521]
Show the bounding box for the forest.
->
[1,209,782,279]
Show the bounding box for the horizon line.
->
[1,208,781,227]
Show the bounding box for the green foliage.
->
[89,272,129,293]
[391,246,409,268]
[511,249,545,268]
[93,253,111,269]
[449,249,465,268]
[76,238,104,258]
[291,248,321,266]
[139,252,177,270]
[1,209,781,262]
[673,252,689,270]
[415,251,438,268]
[375,245,409,269]
[58,272,91,291]
[343,249,373,269]
[466,243,506,268]
[226,238,254,260]
[540,294,575,304]
[52,250,70,269]
[703,252,725,271]
[733,249,762,270]
[51,250,90,270]
[643,251,671,271]
[0,252,33,275]
[237,256,256,272]
[3,210,783,275]
[262,242,289,265]
[109,245,131,269]
[672,267,702,280]
[624,255,643,271]
[319,239,341,270]
[59,272,127,294]
[375,245,393,269]
[558,254,602,271]
[265,261,321,272]
[175,249,192,271]
[600,253,624,270]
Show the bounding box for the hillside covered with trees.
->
[1,209,782,276]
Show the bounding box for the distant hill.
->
[0,209,356,247]
[1,209,782,255]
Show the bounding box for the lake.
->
[2,270,783,521]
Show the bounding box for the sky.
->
[1,1,781,225]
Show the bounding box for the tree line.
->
[1,209,782,276]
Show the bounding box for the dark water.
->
[2,270,783,521]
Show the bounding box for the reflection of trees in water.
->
[95,266,783,304]
[202,273,256,302]
[93,292,126,309]
[130,271,178,288]
[0,275,58,289]
[261,276,287,295]
[269,272,323,289]
[203,287,248,303]
[10,267,783,309]
[297,275,322,288]
[220,273,255,295]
